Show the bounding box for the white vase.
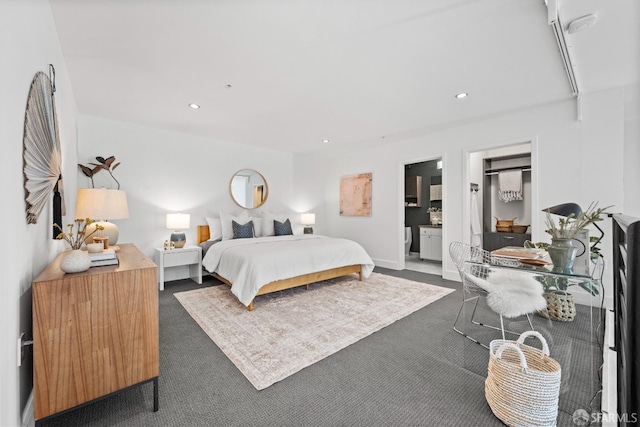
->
[59,249,91,273]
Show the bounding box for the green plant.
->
[54,218,104,249]
[545,202,612,240]
[524,240,550,250]
[590,236,602,260]
[534,274,599,296]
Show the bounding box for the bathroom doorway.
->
[404,158,443,276]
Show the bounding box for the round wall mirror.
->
[230,169,269,209]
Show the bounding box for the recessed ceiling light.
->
[322,139,330,144]
[455,92,468,99]
[189,103,200,109]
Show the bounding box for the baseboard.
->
[571,286,612,310]
[370,258,399,270]
[22,390,34,427]
[601,309,617,426]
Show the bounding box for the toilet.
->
[404,227,412,256]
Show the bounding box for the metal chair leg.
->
[469,296,523,337]
[526,313,535,330]
[452,292,540,349]
[452,296,489,349]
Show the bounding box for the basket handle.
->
[516,331,550,356]
[495,343,529,372]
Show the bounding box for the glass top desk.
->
[457,255,603,424]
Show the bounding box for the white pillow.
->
[252,217,263,237]
[260,212,290,237]
[220,211,251,240]
[205,217,222,241]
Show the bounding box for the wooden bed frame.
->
[197,225,363,311]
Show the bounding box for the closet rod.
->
[485,167,531,176]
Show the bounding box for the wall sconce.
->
[301,213,316,234]
[166,213,190,248]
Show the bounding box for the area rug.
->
[174,272,454,390]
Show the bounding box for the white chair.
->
[449,241,548,349]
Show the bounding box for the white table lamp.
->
[166,213,190,248]
[75,188,129,246]
[301,213,315,234]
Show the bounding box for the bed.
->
[197,225,375,311]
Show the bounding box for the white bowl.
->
[87,242,104,253]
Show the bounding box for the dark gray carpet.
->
[37,267,603,426]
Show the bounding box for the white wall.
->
[624,83,640,217]
[77,115,296,262]
[297,88,628,311]
[292,154,329,234]
[0,1,78,425]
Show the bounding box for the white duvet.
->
[202,234,375,306]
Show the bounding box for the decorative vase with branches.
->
[544,202,611,240]
[544,202,611,272]
[54,218,104,249]
[54,218,104,273]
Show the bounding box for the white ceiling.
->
[49,0,639,154]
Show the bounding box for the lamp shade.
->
[301,213,316,226]
[75,188,130,220]
[542,203,582,217]
[166,213,190,230]
[75,188,129,246]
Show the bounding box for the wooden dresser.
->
[32,243,159,422]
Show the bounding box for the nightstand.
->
[155,245,202,290]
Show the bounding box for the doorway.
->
[404,158,443,276]
[467,142,533,251]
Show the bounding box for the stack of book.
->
[89,248,119,267]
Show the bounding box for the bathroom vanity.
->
[419,225,442,261]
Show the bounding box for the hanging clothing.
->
[470,191,482,247]
[498,170,523,203]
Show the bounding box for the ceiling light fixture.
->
[189,103,200,109]
[322,139,330,144]
[455,92,468,99]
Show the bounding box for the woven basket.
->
[485,331,562,427]
[538,291,576,322]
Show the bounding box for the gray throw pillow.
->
[274,218,293,236]
[232,220,255,239]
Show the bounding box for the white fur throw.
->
[469,269,547,318]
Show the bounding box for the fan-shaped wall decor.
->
[23,65,65,230]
